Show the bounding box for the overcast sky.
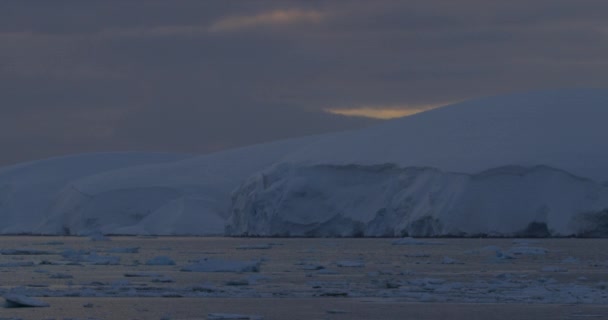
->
[1,1,608,166]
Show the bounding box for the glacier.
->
[227,164,608,237]
[1,89,608,236]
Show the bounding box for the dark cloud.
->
[1,1,608,165]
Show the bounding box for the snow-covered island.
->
[1,89,608,237]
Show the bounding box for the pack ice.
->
[1,89,608,237]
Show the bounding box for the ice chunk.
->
[236,244,272,250]
[49,273,73,279]
[124,272,163,278]
[404,253,430,258]
[541,266,568,272]
[145,256,176,265]
[441,256,463,264]
[561,256,580,264]
[181,258,261,273]
[0,249,51,255]
[4,294,49,308]
[336,260,365,268]
[507,246,548,255]
[85,252,121,265]
[0,261,34,267]
[207,314,263,320]
[392,238,443,245]
[108,247,140,253]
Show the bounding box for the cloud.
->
[325,104,443,119]
[209,9,326,32]
[2,1,608,166]
[99,25,209,38]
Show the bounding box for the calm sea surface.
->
[0,236,606,319]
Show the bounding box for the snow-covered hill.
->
[0,153,190,234]
[1,89,608,236]
[282,88,608,182]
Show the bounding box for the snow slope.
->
[282,89,608,182]
[0,153,190,234]
[1,89,608,236]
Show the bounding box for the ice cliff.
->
[227,164,608,237]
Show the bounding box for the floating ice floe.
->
[4,294,49,308]
[336,260,365,268]
[48,273,73,279]
[507,246,548,255]
[0,249,52,255]
[441,256,464,265]
[124,272,164,278]
[88,231,111,241]
[61,249,120,265]
[478,245,503,254]
[404,253,430,258]
[108,247,139,253]
[494,250,515,260]
[317,291,349,297]
[299,264,325,270]
[181,258,261,273]
[391,238,443,246]
[0,261,35,267]
[326,309,348,314]
[236,244,272,250]
[207,313,263,320]
[151,276,174,283]
[561,256,580,264]
[85,252,121,265]
[190,284,222,293]
[225,279,250,286]
[145,256,175,265]
[541,266,568,272]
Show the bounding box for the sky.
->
[1,1,608,166]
